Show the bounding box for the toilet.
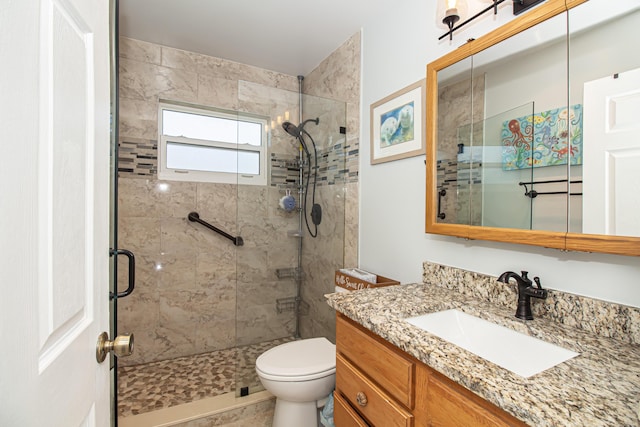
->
[255,337,336,427]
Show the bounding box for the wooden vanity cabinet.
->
[335,313,528,427]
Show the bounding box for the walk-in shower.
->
[113,39,347,423]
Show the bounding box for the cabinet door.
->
[427,374,526,427]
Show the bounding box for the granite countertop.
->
[326,283,640,426]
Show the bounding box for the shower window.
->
[158,101,268,185]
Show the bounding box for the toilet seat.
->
[256,337,336,382]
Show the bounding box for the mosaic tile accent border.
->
[423,261,640,345]
[436,158,458,190]
[436,158,482,225]
[344,138,360,184]
[270,143,352,188]
[118,139,356,186]
[118,137,157,177]
[317,141,349,186]
[270,154,300,188]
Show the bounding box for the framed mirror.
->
[426,0,640,256]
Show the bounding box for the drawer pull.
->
[356,391,368,407]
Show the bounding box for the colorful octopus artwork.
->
[508,119,532,148]
[501,104,583,171]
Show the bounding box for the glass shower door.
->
[109,0,119,424]
[234,81,347,396]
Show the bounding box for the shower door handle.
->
[110,248,135,299]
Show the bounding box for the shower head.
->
[283,121,308,154]
[282,121,300,138]
[281,118,319,138]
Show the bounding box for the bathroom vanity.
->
[334,313,526,426]
[327,265,640,426]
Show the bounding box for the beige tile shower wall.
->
[299,184,346,342]
[117,37,302,366]
[235,185,299,347]
[119,37,299,141]
[117,179,237,365]
[301,32,361,342]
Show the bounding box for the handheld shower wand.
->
[281,118,321,237]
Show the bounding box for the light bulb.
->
[445,0,459,16]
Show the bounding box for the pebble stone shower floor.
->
[117,337,293,417]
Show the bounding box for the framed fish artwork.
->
[501,104,583,170]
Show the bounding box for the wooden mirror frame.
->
[425,0,640,256]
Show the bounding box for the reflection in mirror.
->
[435,1,640,238]
[427,0,640,255]
[436,57,474,225]
[473,10,570,233]
[474,103,535,230]
[436,11,569,231]
[568,1,640,237]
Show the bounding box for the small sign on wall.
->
[335,269,400,291]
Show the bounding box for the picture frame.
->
[370,79,426,164]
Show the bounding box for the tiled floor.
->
[117,337,293,417]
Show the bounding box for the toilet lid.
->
[256,337,336,378]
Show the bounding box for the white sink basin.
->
[405,309,579,378]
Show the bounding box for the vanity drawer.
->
[333,391,370,427]
[336,354,414,427]
[336,314,415,408]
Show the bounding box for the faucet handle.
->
[533,276,543,289]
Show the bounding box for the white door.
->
[582,67,640,236]
[0,0,111,426]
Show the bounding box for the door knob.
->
[96,332,134,363]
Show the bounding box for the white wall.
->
[358,0,640,307]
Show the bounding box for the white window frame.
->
[158,101,268,185]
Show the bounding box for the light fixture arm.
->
[442,12,460,41]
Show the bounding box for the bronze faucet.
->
[497,271,547,320]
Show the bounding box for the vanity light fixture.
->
[442,0,460,41]
[439,0,546,41]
